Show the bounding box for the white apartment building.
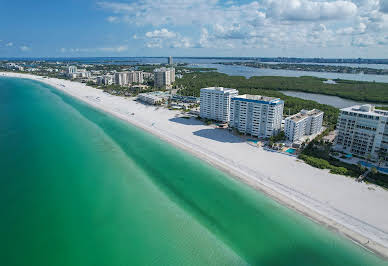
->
[143,72,153,80]
[67,66,77,74]
[334,104,388,161]
[200,87,239,122]
[168,56,173,65]
[128,71,144,84]
[77,69,90,78]
[230,95,284,138]
[154,67,175,88]
[97,75,114,86]
[285,109,324,142]
[115,72,128,86]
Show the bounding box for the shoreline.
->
[2,72,388,259]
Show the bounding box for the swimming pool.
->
[285,148,296,154]
[358,161,388,174]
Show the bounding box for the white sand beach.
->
[3,72,388,258]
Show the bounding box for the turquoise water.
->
[286,148,296,154]
[0,77,387,265]
[248,139,259,144]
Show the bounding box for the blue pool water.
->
[359,161,388,174]
[286,148,296,154]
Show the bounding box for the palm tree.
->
[371,167,378,175]
[377,150,387,167]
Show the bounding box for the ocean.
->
[0,77,386,265]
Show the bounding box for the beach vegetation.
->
[299,139,388,189]
[269,131,286,143]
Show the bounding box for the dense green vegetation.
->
[176,72,339,128]
[136,64,216,73]
[219,61,388,75]
[175,72,388,103]
[300,140,388,189]
[269,131,286,143]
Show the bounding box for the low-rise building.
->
[230,95,284,138]
[5,63,24,71]
[171,95,200,103]
[334,104,388,161]
[200,87,239,122]
[131,84,149,91]
[285,109,324,142]
[137,91,170,105]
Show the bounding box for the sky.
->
[1,0,388,58]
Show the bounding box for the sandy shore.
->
[2,72,388,259]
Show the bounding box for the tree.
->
[268,140,274,148]
[371,167,378,175]
[357,162,366,172]
[377,150,387,167]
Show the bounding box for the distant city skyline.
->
[1,0,388,58]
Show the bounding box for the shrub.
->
[330,167,348,175]
[298,154,331,169]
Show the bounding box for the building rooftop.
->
[341,104,388,117]
[234,94,278,102]
[287,109,323,122]
[200,87,238,93]
[154,67,175,72]
[139,91,170,96]
[232,94,283,104]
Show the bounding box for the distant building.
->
[285,109,324,142]
[97,75,114,86]
[171,95,200,103]
[142,72,153,80]
[130,84,149,91]
[154,67,175,88]
[168,56,173,65]
[77,69,90,78]
[67,66,77,74]
[115,72,128,86]
[5,63,23,71]
[137,91,170,105]
[128,71,144,84]
[6,63,17,69]
[334,104,388,161]
[200,87,238,122]
[68,73,78,79]
[230,95,284,138]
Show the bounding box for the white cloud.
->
[265,0,357,21]
[145,28,176,39]
[61,45,128,53]
[144,28,193,48]
[106,16,119,23]
[6,42,13,47]
[20,45,30,51]
[98,0,388,50]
